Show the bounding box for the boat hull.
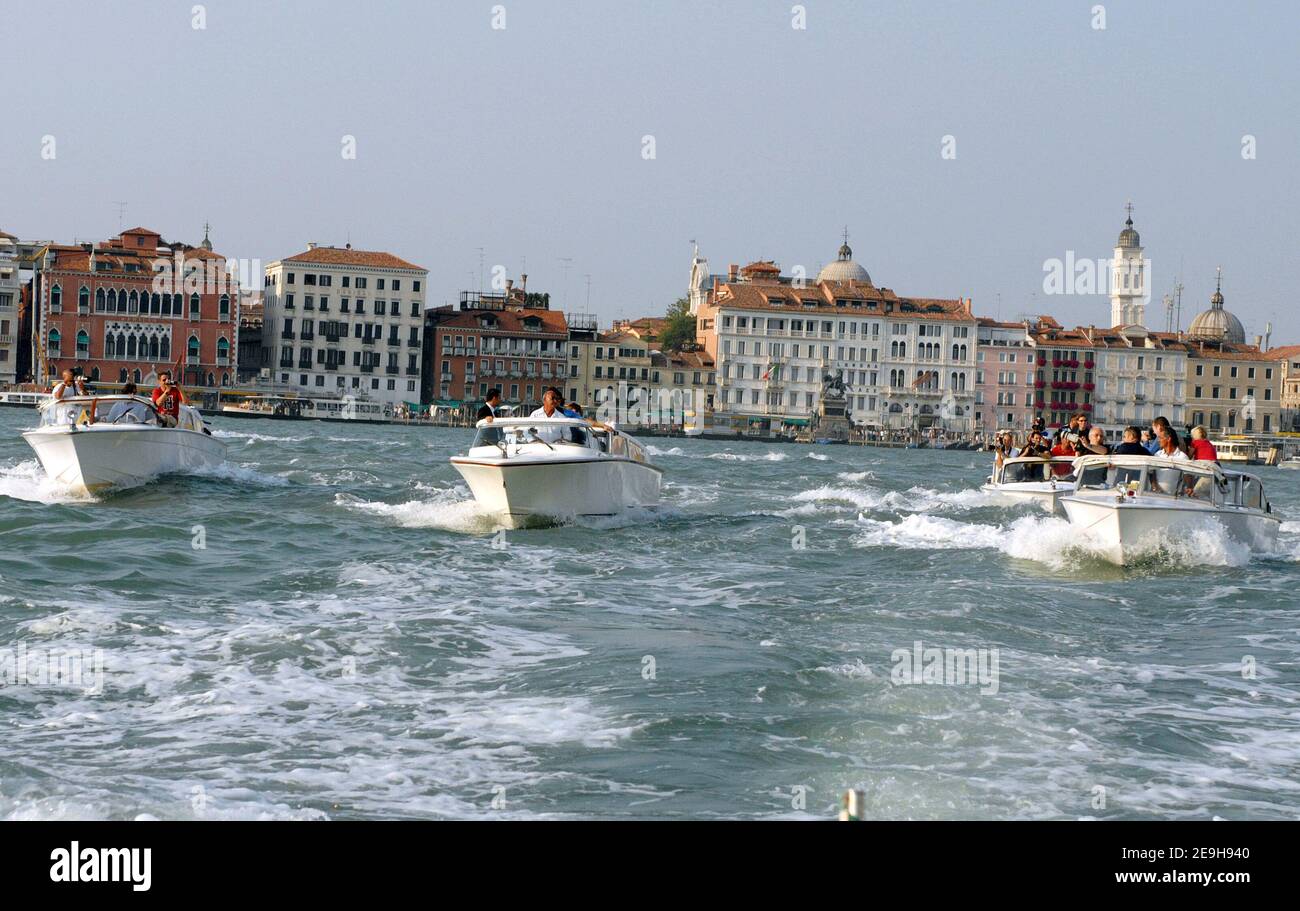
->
[1060,495,1280,565]
[22,426,228,494]
[980,483,1066,515]
[451,456,662,528]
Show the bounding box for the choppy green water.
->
[1,407,1297,820]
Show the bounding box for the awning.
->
[782,418,811,426]
[433,399,463,408]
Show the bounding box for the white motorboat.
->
[980,456,1078,515]
[0,390,52,409]
[1059,454,1280,565]
[1209,438,1257,465]
[22,395,227,494]
[450,417,663,528]
[1278,454,1300,470]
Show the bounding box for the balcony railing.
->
[386,366,399,375]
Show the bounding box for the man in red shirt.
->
[151,371,186,426]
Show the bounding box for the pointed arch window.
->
[187,335,200,363]
[79,286,90,312]
[47,329,61,355]
[160,336,171,360]
[127,335,137,358]
[76,329,90,356]
[219,294,230,319]
[95,288,106,312]
[128,290,139,314]
[51,284,63,311]
[190,293,201,317]
[151,293,161,315]
[149,336,159,360]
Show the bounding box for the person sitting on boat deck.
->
[151,371,186,427]
[1076,425,1111,456]
[1188,425,1219,462]
[104,382,152,424]
[476,388,501,422]
[52,368,88,400]
[1113,426,1150,456]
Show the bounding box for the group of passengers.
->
[475,387,610,448]
[50,367,188,427]
[993,411,1219,470]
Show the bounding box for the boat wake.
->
[0,459,94,505]
[852,512,1258,570]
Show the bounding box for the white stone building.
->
[694,241,977,434]
[263,244,428,407]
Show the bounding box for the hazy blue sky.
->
[4,1,1297,340]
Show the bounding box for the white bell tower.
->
[1110,203,1146,328]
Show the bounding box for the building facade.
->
[33,227,238,389]
[974,319,1035,432]
[694,243,977,434]
[422,284,568,414]
[263,244,427,406]
[1265,345,1300,431]
[0,231,18,385]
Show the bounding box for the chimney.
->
[307,242,318,250]
[521,273,528,293]
[728,264,738,282]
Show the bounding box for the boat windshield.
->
[1077,463,1145,491]
[1000,459,1073,484]
[40,397,159,428]
[473,420,594,450]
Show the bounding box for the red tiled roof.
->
[284,246,425,271]
[709,279,971,321]
[432,307,567,335]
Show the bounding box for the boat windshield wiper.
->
[527,429,554,451]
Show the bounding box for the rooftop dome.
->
[816,234,870,285]
[1117,215,1140,249]
[1187,270,1245,345]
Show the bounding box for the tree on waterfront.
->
[660,297,696,352]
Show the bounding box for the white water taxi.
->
[1279,454,1300,470]
[23,395,227,494]
[1210,438,1257,465]
[1060,454,1280,565]
[0,390,52,409]
[981,456,1078,514]
[450,417,662,527]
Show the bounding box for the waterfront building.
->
[1088,327,1187,433]
[1181,275,1279,433]
[32,227,238,389]
[563,312,601,407]
[0,231,18,385]
[421,280,568,414]
[1265,344,1300,431]
[588,329,653,414]
[263,244,427,406]
[649,349,716,422]
[974,318,1036,432]
[236,290,267,382]
[694,239,977,434]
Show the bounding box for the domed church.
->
[816,230,872,285]
[1187,268,1246,345]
